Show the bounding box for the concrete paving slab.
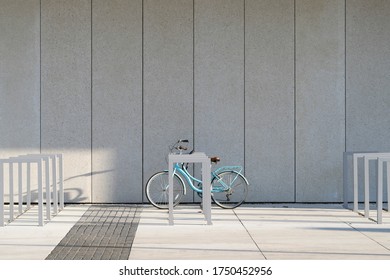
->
[130,204,390,260]
[235,204,390,260]
[129,206,265,260]
[0,204,89,260]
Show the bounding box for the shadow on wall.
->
[2,169,115,204]
[64,169,114,182]
[63,169,115,202]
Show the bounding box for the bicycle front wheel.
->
[211,171,248,209]
[145,171,185,209]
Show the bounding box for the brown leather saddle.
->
[210,156,220,164]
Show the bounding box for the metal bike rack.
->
[0,154,63,226]
[377,156,390,221]
[168,152,212,225]
[343,151,390,224]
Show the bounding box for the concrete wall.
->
[0,0,40,200]
[41,0,92,202]
[245,0,295,202]
[143,0,194,202]
[1,0,390,203]
[92,0,142,203]
[346,0,390,201]
[296,0,345,202]
[0,0,40,158]
[195,0,244,168]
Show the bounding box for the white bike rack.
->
[168,153,212,225]
[0,154,63,226]
[343,152,390,224]
[377,156,390,222]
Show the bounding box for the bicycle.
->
[145,139,249,209]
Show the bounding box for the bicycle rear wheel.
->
[145,171,185,209]
[211,171,248,209]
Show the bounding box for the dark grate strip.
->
[46,205,142,260]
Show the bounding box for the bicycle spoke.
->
[211,171,248,209]
[145,171,185,209]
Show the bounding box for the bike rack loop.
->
[0,154,63,227]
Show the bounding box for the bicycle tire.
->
[145,171,185,209]
[211,171,248,209]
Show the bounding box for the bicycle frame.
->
[172,163,246,194]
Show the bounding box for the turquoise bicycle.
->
[145,140,249,209]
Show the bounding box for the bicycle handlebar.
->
[171,140,220,164]
[177,145,188,151]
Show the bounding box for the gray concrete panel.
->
[0,0,40,159]
[245,0,294,202]
[346,0,390,151]
[92,0,142,203]
[346,0,390,202]
[143,0,194,201]
[41,0,91,202]
[296,0,345,202]
[194,0,244,173]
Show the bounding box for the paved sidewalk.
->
[0,204,88,259]
[1,203,390,260]
[130,204,390,260]
[46,205,141,260]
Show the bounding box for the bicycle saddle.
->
[210,156,220,163]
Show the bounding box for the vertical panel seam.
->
[40,0,42,154]
[91,0,93,203]
[294,0,297,203]
[345,0,347,153]
[193,0,195,151]
[243,0,246,176]
[141,0,144,203]
[192,0,195,202]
